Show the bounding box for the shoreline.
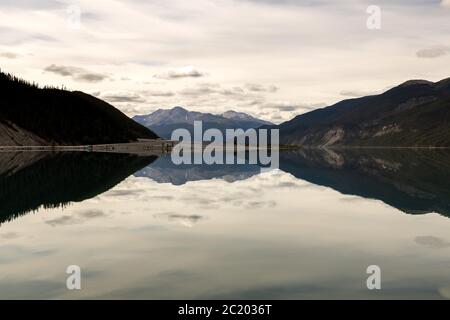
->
[315,146,450,150]
[0,139,177,155]
[0,142,449,154]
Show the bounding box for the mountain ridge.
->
[133,106,273,140]
[275,76,450,147]
[0,71,159,146]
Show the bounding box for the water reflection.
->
[1,149,450,223]
[0,152,156,224]
[134,154,261,185]
[279,148,450,217]
[134,148,450,217]
[1,149,450,299]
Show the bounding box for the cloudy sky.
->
[0,0,449,123]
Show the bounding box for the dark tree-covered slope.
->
[0,71,159,145]
[277,77,450,147]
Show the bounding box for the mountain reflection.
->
[279,148,450,216]
[134,154,261,185]
[135,149,450,217]
[1,148,450,224]
[0,152,157,224]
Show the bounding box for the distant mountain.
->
[133,106,273,140]
[276,77,450,147]
[0,71,159,146]
[221,110,272,125]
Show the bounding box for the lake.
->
[1,149,450,299]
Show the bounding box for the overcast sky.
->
[0,0,449,123]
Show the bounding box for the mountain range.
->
[275,77,450,147]
[133,107,273,140]
[0,71,158,146]
[1,70,450,148]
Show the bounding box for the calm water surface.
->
[1,149,450,299]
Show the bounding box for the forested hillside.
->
[0,71,158,146]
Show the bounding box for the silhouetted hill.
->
[133,106,272,140]
[0,71,159,146]
[277,77,450,147]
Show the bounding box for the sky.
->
[0,0,449,123]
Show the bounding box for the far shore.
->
[0,139,177,155]
[0,142,448,155]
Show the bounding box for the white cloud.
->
[144,90,175,97]
[153,66,207,80]
[0,0,448,120]
[101,91,146,103]
[245,83,279,92]
[340,89,380,97]
[0,52,20,59]
[416,46,449,58]
[261,101,323,112]
[179,84,217,96]
[44,64,110,83]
